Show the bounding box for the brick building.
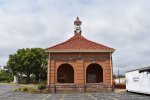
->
[45,17,115,92]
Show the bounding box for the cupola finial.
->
[74,17,82,35]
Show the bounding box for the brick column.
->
[50,60,55,84]
[76,60,84,84]
[104,60,111,84]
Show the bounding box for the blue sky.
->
[0,0,150,74]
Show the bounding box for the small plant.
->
[15,84,47,94]
[22,87,29,92]
[15,87,29,92]
[28,88,37,93]
[15,87,22,92]
[42,89,50,94]
[38,84,46,90]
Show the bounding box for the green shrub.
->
[15,84,47,94]
[0,70,13,83]
[15,87,29,92]
[22,87,29,92]
[28,88,37,93]
[38,84,46,90]
[18,87,22,91]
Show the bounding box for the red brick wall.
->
[47,52,113,91]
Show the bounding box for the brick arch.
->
[56,62,75,71]
[86,63,103,83]
[57,63,74,83]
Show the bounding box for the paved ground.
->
[0,84,150,100]
[0,84,19,94]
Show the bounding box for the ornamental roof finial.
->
[74,17,82,35]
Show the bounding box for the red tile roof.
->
[45,33,115,52]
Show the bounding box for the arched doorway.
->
[86,63,103,83]
[57,64,74,83]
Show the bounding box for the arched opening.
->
[57,64,74,83]
[86,63,103,83]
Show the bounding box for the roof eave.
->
[45,49,115,53]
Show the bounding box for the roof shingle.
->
[45,33,115,52]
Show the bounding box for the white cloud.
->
[0,0,150,74]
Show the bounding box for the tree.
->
[7,48,47,84]
[31,48,47,82]
[7,53,22,76]
[21,48,35,83]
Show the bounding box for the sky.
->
[0,0,150,75]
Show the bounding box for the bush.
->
[38,84,46,90]
[15,87,28,92]
[28,88,37,93]
[15,84,48,94]
[42,89,49,94]
[0,70,13,83]
[18,87,22,91]
[15,87,39,93]
[22,87,29,92]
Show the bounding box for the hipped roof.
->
[45,33,115,53]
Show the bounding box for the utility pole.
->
[118,69,120,84]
